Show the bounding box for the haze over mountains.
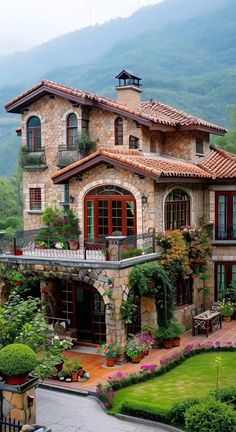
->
[0,0,235,176]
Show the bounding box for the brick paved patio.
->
[45,320,236,392]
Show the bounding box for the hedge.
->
[120,400,170,423]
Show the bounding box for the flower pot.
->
[172,337,181,347]
[131,356,142,363]
[71,371,78,382]
[5,373,28,385]
[15,248,23,256]
[163,340,173,349]
[69,241,79,250]
[55,362,64,373]
[223,316,232,322]
[144,349,149,356]
[106,358,115,367]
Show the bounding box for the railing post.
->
[152,228,156,253]
[84,242,87,260]
[13,237,16,255]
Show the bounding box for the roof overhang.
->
[179,124,226,136]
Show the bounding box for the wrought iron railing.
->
[0,229,157,262]
[0,417,22,432]
[215,225,236,240]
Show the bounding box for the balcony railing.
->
[0,229,157,262]
[20,147,46,169]
[214,225,236,241]
[57,145,80,168]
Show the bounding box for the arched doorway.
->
[72,282,106,344]
[84,185,136,240]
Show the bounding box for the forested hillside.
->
[1,0,235,177]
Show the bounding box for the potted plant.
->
[125,337,146,363]
[169,320,185,347]
[69,359,81,381]
[98,342,121,367]
[39,241,46,249]
[219,299,234,321]
[135,332,154,355]
[0,343,38,385]
[157,325,175,349]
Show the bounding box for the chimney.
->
[115,70,142,110]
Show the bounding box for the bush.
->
[121,248,143,259]
[213,387,236,408]
[185,399,236,432]
[120,401,170,423]
[0,343,38,376]
[169,397,201,427]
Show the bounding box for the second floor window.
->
[27,116,41,152]
[129,135,139,149]
[29,188,42,210]
[165,189,190,231]
[115,117,123,146]
[67,113,78,150]
[215,192,236,240]
[196,138,204,155]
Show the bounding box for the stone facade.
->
[2,384,36,424]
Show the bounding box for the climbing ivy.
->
[121,263,175,328]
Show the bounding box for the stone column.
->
[0,379,37,425]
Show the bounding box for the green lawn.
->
[112,352,236,412]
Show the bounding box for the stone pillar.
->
[106,236,126,261]
[0,379,37,425]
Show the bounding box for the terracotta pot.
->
[15,249,23,256]
[78,368,85,377]
[172,337,181,347]
[106,358,115,367]
[71,371,78,382]
[163,340,173,349]
[69,241,79,250]
[223,316,231,322]
[5,373,28,385]
[131,356,142,363]
[55,362,64,373]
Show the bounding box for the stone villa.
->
[1,70,236,347]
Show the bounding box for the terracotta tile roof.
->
[51,147,213,181]
[200,147,236,178]
[141,100,226,133]
[5,80,226,134]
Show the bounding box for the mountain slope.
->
[0,0,225,85]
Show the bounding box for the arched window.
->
[85,185,136,239]
[67,113,78,150]
[165,189,190,230]
[27,116,41,152]
[114,117,123,146]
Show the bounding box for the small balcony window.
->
[27,116,41,152]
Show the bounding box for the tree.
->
[216,110,236,154]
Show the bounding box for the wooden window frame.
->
[176,277,193,306]
[215,262,236,301]
[114,117,123,146]
[165,190,190,231]
[27,116,41,152]
[29,188,42,211]
[84,186,136,240]
[215,192,236,240]
[66,113,78,150]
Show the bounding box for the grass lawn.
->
[111,352,236,412]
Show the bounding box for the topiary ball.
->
[0,343,37,376]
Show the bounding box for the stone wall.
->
[162,131,210,162]
[2,387,36,424]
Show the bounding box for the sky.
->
[0,0,162,57]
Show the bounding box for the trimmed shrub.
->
[0,343,37,376]
[120,401,170,423]
[185,399,236,432]
[213,387,236,408]
[169,397,201,427]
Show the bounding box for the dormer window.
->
[115,117,123,146]
[196,138,204,156]
[67,113,78,150]
[27,116,41,152]
[129,136,139,149]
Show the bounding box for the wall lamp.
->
[69,195,75,203]
[141,195,148,204]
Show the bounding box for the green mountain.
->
[0,0,235,177]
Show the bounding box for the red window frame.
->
[114,117,123,146]
[215,192,236,240]
[29,188,42,210]
[27,116,41,152]
[215,262,236,301]
[84,187,136,240]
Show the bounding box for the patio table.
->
[192,309,222,338]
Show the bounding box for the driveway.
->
[36,388,178,432]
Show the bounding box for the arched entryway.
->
[84,185,136,240]
[72,282,106,344]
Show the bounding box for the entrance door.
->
[74,283,106,344]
